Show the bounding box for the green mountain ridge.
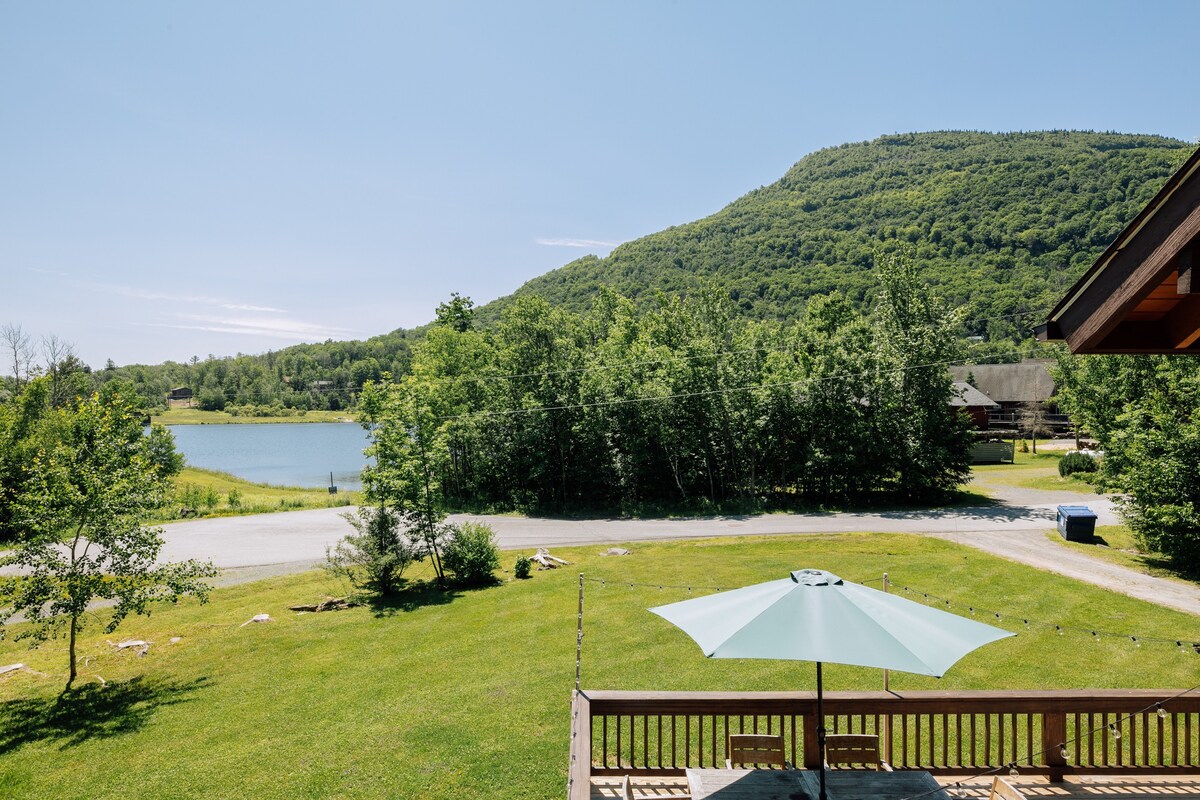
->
[485,130,1192,340]
[96,130,1193,409]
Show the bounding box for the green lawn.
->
[150,467,358,523]
[1053,525,1199,583]
[2,533,1198,800]
[152,408,357,425]
[970,449,1104,494]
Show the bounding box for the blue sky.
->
[3,1,1198,367]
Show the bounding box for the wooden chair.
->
[620,774,691,799]
[824,733,892,770]
[725,733,791,769]
[988,777,1026,800]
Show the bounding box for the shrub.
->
[202,487,220,509]
[326,506,421,597]
[514,555,532,579]
[227,488,242,509]
[1059,451,1099,477]
[442,522,500,585]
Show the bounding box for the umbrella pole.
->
[817,661,826,800]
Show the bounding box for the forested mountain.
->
[14,130,1188,411]
[490,131,1192,342]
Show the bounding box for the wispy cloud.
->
[97,284,288,313]
[535,237,620,249]
[136,313,355,342]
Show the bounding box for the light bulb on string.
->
[1157,704,1168,719]
[1109,723,1121,740]
[1059,744,1069,760]
[1008,763,1019,776]
[1132,636,1140,648]
[1056,626,1063,636]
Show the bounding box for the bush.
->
[1059,452,1099,477]
[326,506,421,597]
[441,522,500,585]
[227,488,242,509]
[514,555,532,579]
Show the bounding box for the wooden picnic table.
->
[685,768,950,800]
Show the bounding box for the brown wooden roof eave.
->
[1045,145,1200,353]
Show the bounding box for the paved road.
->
[154,476,1200,616]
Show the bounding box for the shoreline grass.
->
[150,467,358,523]
[152,408,358,425]
[2,532,1198,799]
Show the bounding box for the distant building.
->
[167,386,194,408]
[949,381,999,429]
[947,361,1055,412]
[948,360,1070,433]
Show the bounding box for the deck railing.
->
[567,689,1200,799]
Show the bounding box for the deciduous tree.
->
[0,381,216,691]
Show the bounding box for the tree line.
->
[360,255,975,516]
[1054,353,1200,569]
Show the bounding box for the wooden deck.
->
[591,774,1200,799]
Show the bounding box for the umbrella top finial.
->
[791,569,843,586]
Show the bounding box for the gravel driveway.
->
[155,474,1200,616]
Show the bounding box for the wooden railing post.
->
[568,690,592,800]
[803,710,822,770]
[1043,710,1066,782]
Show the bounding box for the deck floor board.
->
[590,774,1200,800]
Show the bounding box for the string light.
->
[1157,703,1168,719]
[1109,723,1121,740]
[1058,744,1069,760]
[584,575,1200,656]
[1008,763,1019,776]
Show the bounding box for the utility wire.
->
[431,349,1036,421]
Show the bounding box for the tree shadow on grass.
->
[367,576,504,617]
[0,675,211,755]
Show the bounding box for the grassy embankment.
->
[2,533,1199,800]
[150,467,358,524]
[152,408,357,425]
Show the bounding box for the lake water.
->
[167,422,372,489]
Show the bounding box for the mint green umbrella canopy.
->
[650,568,1013,676]
[650,569,1013,800]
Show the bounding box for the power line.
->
[431,349,1037,422]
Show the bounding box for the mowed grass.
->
[1053,525,1199,583]
[149,467,358,523]
[2,534,1200,800]
[971,449,1104,494]
[152,408,357,425]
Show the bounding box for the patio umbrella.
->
[650,568,1014,800]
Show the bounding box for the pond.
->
[166,422,372,490]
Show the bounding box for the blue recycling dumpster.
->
[1057,505,1097,542]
